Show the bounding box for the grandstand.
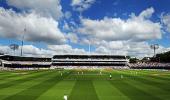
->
[130,62,170,69]
[0,54,129,69]
[0,55,51,69]
[52,55,129,69]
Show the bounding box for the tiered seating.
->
[52,55,129,68]
[0,55,51,68]
[130,62,170,69]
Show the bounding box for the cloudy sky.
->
[0,0,170,58]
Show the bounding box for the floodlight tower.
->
[88,39,92,62]
[21,27,26,56]
[150,44,159,57]
[88,40,91,55]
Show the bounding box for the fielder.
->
[109,73,112,80]
[64,95,68,100]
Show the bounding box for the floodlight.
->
[150,44,159,57]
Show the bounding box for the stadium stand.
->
[0,55,51,69]
[130,62,170,69]
[1,54,170,70]
[0,59,2,67]
[52,55,129,69]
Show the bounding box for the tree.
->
[151,51,170,63]
[129,58,138,63]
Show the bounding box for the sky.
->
[0,0,170,58]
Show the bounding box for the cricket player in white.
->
[121,75,123,79]
[64,95,68,100]
[109,73,112,80]
[100,71,102,75]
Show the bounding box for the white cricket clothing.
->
[64,95,67,100]
[121,75,123,79]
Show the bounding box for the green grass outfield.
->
[0,69,170,100]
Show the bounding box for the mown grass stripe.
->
[93,80,129,100]
[0,69,170,100]
[0,70,58,100]
[69,80,99,100]
[0,70,38,77]
[0,70,53,89]
[133,75,170,93]
[115,70,170,93]
[151,75,170,82]
[126,79,170,100]
[110,70,161,100]
[111,70,163,100]
[121,70,170,99]
[36,71,76,100]
[110,79,162,100]
[37,80,76,100]
[0,71,43,84]
[3,71,71,100]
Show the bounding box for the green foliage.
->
[155,51,170,62]
[129,57,139,63]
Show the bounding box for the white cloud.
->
[139,7,154,19]
[99,41,125,50]
[0,6,168,58]
[71,0,95,12]
[94,41,170,58]
[78,7,162,42]
[71,0,82,5]
[48,44,86,54]
[22,45,54,57]
[0,7,66,44]
[75,7,167,58]
[7,0,63,19]
[63,21,70,31]
[64,11,72,19]
[0,45,54,57]
[0,44,87,57]
[0,45,11,55]
[0,42,169,58]
[66,33,79,43]
[162,14,170,32]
